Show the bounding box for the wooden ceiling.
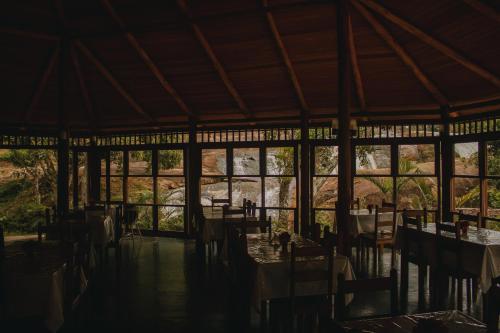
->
[1,0,499,132]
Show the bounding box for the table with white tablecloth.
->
[349,209,403,237]
[86,210,115,246]
[202,206,258,243]
[246,234,355,310]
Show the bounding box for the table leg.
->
[260,300,267,333]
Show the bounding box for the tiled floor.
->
[75,237,484,332]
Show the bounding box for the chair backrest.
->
[241,216,272,237]
[436,221,463,272]
[322,225,337,254]
[402,208,428,226]
[212,197,230,208]
[290,242,333,313]
[350,198,360,210]
[374,205,397,239]
[381,199,396,208]
[124,206,138,226]
[402,210,424,263]
[335,268,398,320]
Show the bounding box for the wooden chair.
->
[335,268,398,321]
[435,221,477,311]
[350,198,360,210]
[241,216,272,238]
[211,197,230,208]
[381,199,396,208]
[400,209,428,310]
[289,242,334,332]
[123,205,142,243]
[360,205,397,273]
[451,211,481,228]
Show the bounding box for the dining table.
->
[396,223,500,294]
[0,240,83,332]
[341,310,486,333]
[349,209,403,238]
[246,233,355,312]
[202,206,258,244]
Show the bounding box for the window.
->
[312,146,338,232]
[202,149,226,176]
[201,149,228,205]
[453,142,480,215]
[356,145,391,175]
[454,142,479,176]
[233,148,259,176]
[487,141,500,220]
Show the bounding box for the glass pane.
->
[100,156,107,176]
[100,177,107,202]
[355,145,391,175]
[314,210,336,234]
[354,176,393,208]
[397,177,438,210]
[233,148,259,176]
[487,141,500,176]
[159,206,184,232]
[158,150,184,175]
[68,151,74,208]
[488,179,500,219]
[454,142,478,176]
[128,177,153,204]
[110,177,123,201]
[129,150,152,175]
[158,177,185,205]
[200,177,228,206]
[135,205,153,230]
[266,147,294,175]
[314,146,338,175]
[110,151,123,175]
[202,149,226,176]
[453,177,480,214]
[313,177,338,208]
[232,177,261,206]
[77,152,87,208]
[267,209,295,233]
[264,177,296,208]
[398,144,435,175]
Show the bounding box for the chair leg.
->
[466,278,472,312]
[457,277,463,311]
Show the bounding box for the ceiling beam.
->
[24,46,60,122]
[262,0,309,116]
[100,0,194,118]
[462,0,500,25]
[176,0,252,118]
[74,40,154,123]
[70,43,97,128]
[352,0,449,106]
[358,0,500,89]
[347,11,366,112]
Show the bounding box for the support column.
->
[57,130,69,218]
[441,106,453,222]
[336,0,353,255]
[300,117,310,236]
[87,138,101,205]
[187,121,200,237]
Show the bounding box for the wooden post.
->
[336,0,353,255]
[87,138,101,205]
[300,117,310,236]
[440,106,453,222]
[187,120,200,237]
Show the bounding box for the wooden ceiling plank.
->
[74,40,153,122]
[262,0,309,115]
[352,0,449,106]
[176,0,252,118]
[100,0,194,118]
[462,0,500,25]
[70,43,97,128]
[0,28,59,41]
[358,0,500,89]
[347,12,366,112]
[24,46,60,122]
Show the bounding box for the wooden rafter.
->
[100,0,194,118]
[462,0,500,25]
[74,40,154,122]
[176,0,252,118]
[25,46,60,122]
[358,0,500,89]
[352,0,448,106]
[262,0,309,115]
[70,43,97,127]
[347,12,366,111]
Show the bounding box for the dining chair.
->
[123,205,142,243]
[211,197,230,208]
[335,268,398,321]
[381,199,396,209]
[401,209,428,310]
[360,205,397,274]
[289,242,334,332]
[435,221,477,311]
[241,216,272,238]
[350,198,360,210]
[451,211,481,229]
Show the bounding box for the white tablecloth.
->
[87,212,115,246]
[350,209,402,237]
[247,234,355,309]
[202,207,258,243]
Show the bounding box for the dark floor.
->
[75,237,483,332]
